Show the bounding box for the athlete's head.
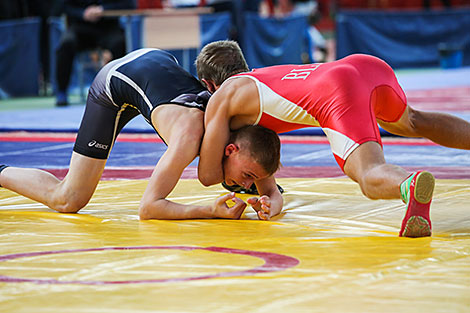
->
[222,125,281,189]
[196,40,249,92]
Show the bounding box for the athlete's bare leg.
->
[343,141,408,200]
[0,152,106,213]
[379,106,470,149]
[343,141,434,237]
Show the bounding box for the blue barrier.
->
[171,12,310,74]
[242,13,308,68]
[2,12,310,97]
[0,18,40,97]
[336,9,470,68]
[169,12,232,76]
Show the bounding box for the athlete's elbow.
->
[140,198,171,220]
[139,203,152,220]
[198,177,212,187]
[198,172,219,187]
[139,201,158,220]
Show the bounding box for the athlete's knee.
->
[50,190,90,213]
[358,184,381,200]
[356,177,378,200]
[345,166,380,199]
[354,167,386,200]
[53,199,87,213]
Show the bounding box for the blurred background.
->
[0,0,469,106]
[2,4,470,312]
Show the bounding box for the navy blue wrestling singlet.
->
[73,48,209,159]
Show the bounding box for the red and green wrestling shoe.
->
[399,171,435,237]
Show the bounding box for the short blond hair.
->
[196,40,249,87]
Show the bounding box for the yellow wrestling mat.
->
[1,178,469,312]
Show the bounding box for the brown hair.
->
[196,40,249,87]
[229,125,281,176]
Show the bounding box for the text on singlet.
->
[281,64,320,81]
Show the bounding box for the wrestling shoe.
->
[0,165,8,187]
[399,171,434,237]
[222,182,284,195]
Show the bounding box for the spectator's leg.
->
[99,27,126,61]
[55,28,79,106]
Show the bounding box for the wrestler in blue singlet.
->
[73,48,209,159]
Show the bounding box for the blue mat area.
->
[2,139,469,169]
[0,106,153,133]
[0,67,469,135]
[395,66,470,90]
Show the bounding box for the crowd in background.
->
[0,0,468,102]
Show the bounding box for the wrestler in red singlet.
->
[228,54,407,170]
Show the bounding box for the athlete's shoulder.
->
[242,64,300,74]
[208,76,258,117]
[219,75,257,98]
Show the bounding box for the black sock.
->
[0,165,9,187]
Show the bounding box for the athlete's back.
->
[89,48,205,120]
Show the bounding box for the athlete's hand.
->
[248,195,272,221]
[212,192,247,219]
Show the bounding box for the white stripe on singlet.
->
[104,48,173,110]
[322,127,359,161]
[225,75,320,128]
[103,48,171,157]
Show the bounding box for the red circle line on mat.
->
[0,246,299,285]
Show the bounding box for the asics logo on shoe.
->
[88,140,108,150]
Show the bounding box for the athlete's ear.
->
[224,143,240,156]
[202,79,217,93]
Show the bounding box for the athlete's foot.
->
[0,165,9,187]
[399,171,434,238]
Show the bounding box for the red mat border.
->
[0,132,439,146]
[43,166,470,180]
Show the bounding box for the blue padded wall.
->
[336,9,470,68]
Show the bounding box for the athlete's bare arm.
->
[197,87,233,186]
[198,78,259,186]
[139,105,246,220]
[248,175,283,220]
